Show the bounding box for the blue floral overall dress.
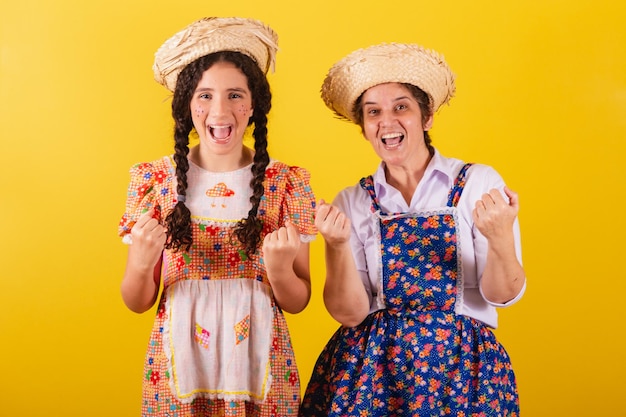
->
[300,164,519,416]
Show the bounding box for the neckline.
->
[187,158,255,175]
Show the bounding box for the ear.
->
[423,114,434,131]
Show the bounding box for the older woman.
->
[300,43,526,416]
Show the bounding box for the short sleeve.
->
[117,162,161,243]
[281,166,317,241]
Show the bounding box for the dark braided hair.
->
[164,51,272,256]
[353,83,435,155]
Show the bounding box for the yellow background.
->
[1,0,625,415]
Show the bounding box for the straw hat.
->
[153,17,279,92]
[321,43,456,123]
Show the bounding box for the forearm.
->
[479,236,525,304]
[323,242,370,327]
[265,240,312,314]
[268,271,311,314]
[120,251,161,313]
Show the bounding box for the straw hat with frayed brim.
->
[321,43,456,124]
[153,17,279,92]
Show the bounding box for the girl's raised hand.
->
[128,208,167,269]
[262,221,301,273]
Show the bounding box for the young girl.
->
[118,17,316,416]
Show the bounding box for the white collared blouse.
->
[333,149,526,328]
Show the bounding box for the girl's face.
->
[361,82,433,169]
[190,61,253,158]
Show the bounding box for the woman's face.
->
[361,82,433,168]
[190,61,253,157]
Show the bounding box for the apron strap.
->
[359,176,382,214]
[446,163,473,207]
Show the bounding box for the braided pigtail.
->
[234,110,270,258]
[164,126,192,251]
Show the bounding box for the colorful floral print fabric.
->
[300,164,520,417]
[119,156,316,417]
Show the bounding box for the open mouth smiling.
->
[381,132,404,148]
[209,125,232,140]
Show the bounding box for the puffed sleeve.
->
[118,162,161,244]
[281,166,317,242]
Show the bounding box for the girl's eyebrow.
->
[194,87,249,94]
[226,87,249,96]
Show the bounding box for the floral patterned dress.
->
[119,156,316,417]
[300,164,519,417]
